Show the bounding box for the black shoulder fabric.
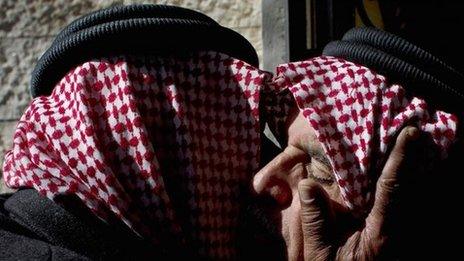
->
[3,189,124,259]
[342,27,464,91]
[53,4,218,44]
[0,229,89,260]
[31,5,259,98]
[1,189,172,260]
[323,40,464,116]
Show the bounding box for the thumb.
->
[298,179,334,260]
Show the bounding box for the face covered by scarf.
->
[2,52,458,258]
[273,56,458,213]
[3,51,270,258]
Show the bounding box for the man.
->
[1,4,460,260]
[0,53,459,260]
[243,55,460,260]
[249,109,419,260]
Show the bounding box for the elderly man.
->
[1,4,461,260]
[249,110,421,260]
[240,54,459,260]
[0,53,459,261]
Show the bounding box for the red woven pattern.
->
[3,51,267,259]
[275,56,458,213]
[2,53,458,257]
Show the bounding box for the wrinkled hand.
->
[298,126,421,260]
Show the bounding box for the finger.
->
[298,179,334,260]
[252,146,307,207]
[366,126,420,238]
[253,149,292,194]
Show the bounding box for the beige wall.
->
[0,0,263,192]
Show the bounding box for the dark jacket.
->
[0,189,164,260]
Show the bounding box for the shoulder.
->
[0,192,90,260]
[0,228,89,260]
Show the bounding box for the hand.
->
[298,126,421,260]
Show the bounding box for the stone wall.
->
[0,0,263,192]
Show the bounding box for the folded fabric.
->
[273,56,458,213]
[4,51,267,259]
[2,52,458,258]
[323,27,464,117]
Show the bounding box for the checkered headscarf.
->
[273,56,458,213]
[3,53,457,258]
[3,51,269,258]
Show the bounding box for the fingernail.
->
[298,180,317,204]
[408,127,420,140]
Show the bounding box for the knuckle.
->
[376,176,399,194]
[301,207,323,227]
[335,232,363,261]
[307,245,332,261]
[361,230,385,259]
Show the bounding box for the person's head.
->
[239,55,460,259]
[3,51,459,260]
[3,52,268,259]
[244,112,462,260]
[240,108,343,259]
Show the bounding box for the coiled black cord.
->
[323,28,464,117]
[342,27,464,91]
[52,4,218,44]
[31,5,259,97]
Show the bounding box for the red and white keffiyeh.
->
[274,56,458,212]
[2,52,458,258]
[3,51,268,258]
